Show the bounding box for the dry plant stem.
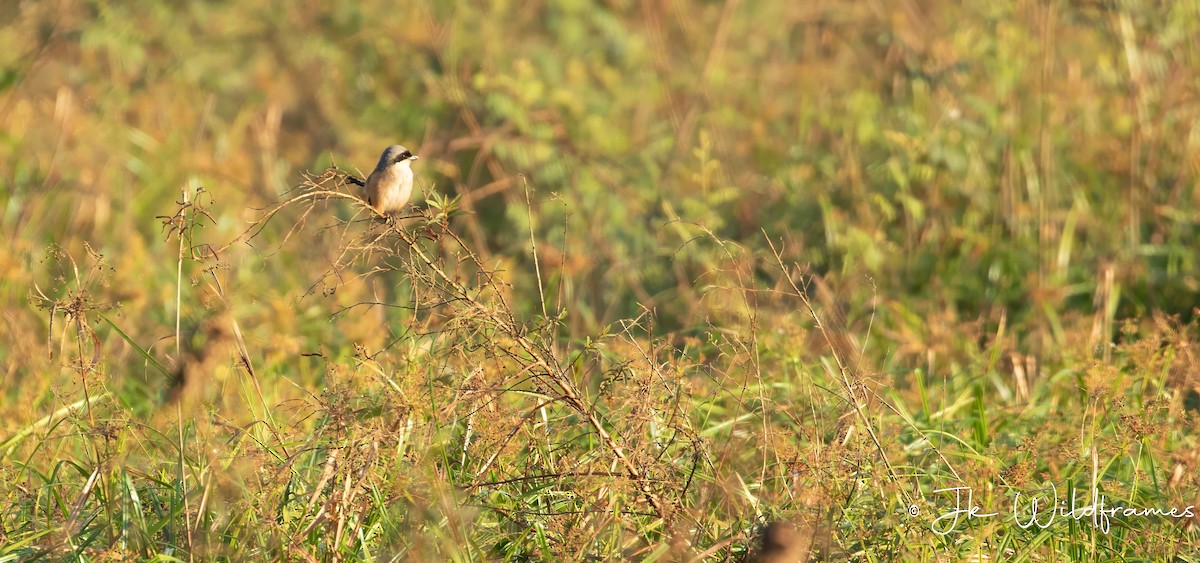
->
[521,177,556,466]
[176,187,187,356]
[177,401,195,554]
[65,465,101,544]
[295,448,338,544]
[390,222,668,519]
[173,187,195,554]
[215,182,364,255]
[195,464,214,537]
[763,234,911,504]
[523,176,547,319]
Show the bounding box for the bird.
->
[349,145,419,216]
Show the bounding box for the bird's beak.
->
[410,155,419,161]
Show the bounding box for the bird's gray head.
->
[374,144,419,171]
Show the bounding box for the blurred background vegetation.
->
[3,0,1200,559]
[4,1,1200,348]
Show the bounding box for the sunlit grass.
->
[4,0,1200,560]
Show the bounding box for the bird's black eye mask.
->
[394,151,413,163]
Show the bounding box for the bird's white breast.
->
[370,162,414,214]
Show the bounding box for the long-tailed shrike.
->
[349,145,419,215]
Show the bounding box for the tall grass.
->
[3,0,1200,560]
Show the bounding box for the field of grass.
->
[3,0,1200,560]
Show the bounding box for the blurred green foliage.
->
[4,1,1200,343]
